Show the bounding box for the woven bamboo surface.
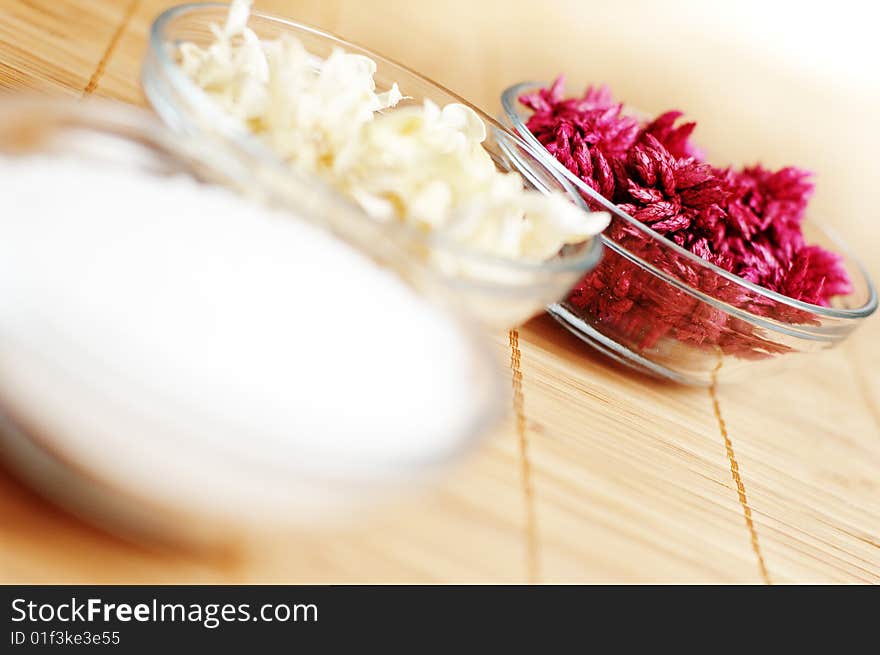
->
[1,0,878,583]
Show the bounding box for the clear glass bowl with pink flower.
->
[502,81,877,385]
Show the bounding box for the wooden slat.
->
[0,0,135,95]
[517,318,765,582]
[0,0,877,583]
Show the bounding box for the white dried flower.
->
[178,0,609,263]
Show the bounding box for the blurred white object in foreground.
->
[0,151,499,541]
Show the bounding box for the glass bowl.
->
[142,2,605,330]
[0,96,505,544]
[501,82,877,385]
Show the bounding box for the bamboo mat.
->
[0,0,878,583]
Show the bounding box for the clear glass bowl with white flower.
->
[143,1,608,329]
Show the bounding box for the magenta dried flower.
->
[721,165,851,305]
[640,111,703,161]
[521,77,639,202]
[522,80,853,359]
[613,134,731,242]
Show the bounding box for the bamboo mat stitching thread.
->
[509,329,541,583]
[710,361,771,584]
[82,0,141,97]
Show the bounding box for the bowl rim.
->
[146,2,605,277]
[501,81,879,321]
